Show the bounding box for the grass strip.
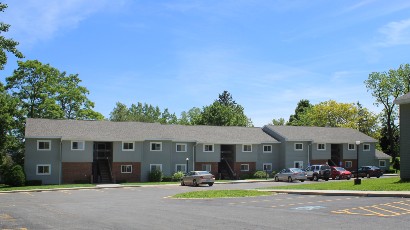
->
[0,184,95,191]
[260,177,410,191]
[172,189,273,199]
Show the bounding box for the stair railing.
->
[223,158,236,178]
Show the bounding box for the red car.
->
[330,166,352,180]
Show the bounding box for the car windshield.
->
[334,167,345,171]
[290,168,303,172]
[197,171,210,175]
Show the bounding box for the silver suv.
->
[305,165,331,181]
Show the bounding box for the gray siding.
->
[257,143,280,171]
[171,142,195,172]
[24,138,61,184]
[113,141,143,162]
[195,144,220,162]
[141,141,173,181]
[358,143,376,166]
[61,140,93,162]
[400,104,410,179]
[284,141,309,169]
[342,143,357,159]
[311,143,331,160]
[236,144,258,162]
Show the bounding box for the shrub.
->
[162,176,173,182]
[4,164,26,187]
[253,170,270,179]
[25,180,42,186]
[148,170,163,182]
[172,171,185,181]
[239,173,251,180]
[393,158,400,172]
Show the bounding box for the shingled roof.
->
[25,118,279,144]
[394,92,410,104]
[263,125,377,143]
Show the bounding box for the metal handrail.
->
[223,158,236,177]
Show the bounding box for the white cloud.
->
[3,0,127,46]
[377,18,410,47]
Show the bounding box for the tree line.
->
[0,3,408,185]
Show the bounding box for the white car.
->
[181,171,215,186]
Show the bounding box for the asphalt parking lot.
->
[1,181,409,230]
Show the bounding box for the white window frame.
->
[294,161,303,169]
[263,163,272,171]
[363,144,370,151]
[36,164,51,175]
[150,142,162,151]
[379,160,386,167]
[294,143,303,151]
[240,164,249,171]
[202,164,212,172]
[348,144,355,150]
[263,145,272,153]
[71,141,85,151]
[242,144,252,152]
[122,142,134,151]
[175,164,186,172]
[37,140,51,151]
[203,144,214,152]
[345,161,352,168]
[150,164,162,172]
[121,165,132,173]
[176,143,187,152]
[317,143,326,151]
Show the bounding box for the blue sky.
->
[2,0,410,127]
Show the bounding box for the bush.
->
[162,176,173,182]
[148,170,163,182]
[172,171,185,181]
[4,164,26,187]
[393,158,400,172]
[239,173,251,180]
[253,171,270,179]
[25,180,42,186]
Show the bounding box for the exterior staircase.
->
[98,160,112,183]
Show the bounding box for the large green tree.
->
[0,3,23,70]
[110,102,177,124]
[287,99,312,126]
[178,107,202,125]
[199,91,253,127]
[6,60,103,120]
[364,64,410,160]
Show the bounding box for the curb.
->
[259,189,410,198]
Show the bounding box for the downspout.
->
[307,142,311,167]
[192,143,197,171]
[59,140,62,185]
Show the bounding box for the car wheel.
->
[347,177,351,180]
[367,173,370,178]
[300,180,305,182]
[324,177,329,181]
[208,183,214,186]
[309,178,313,181]
[313,174,319,181]
[193,179,198,187]
[288,177,293,182]
[180,180,185,186]
[274,176,279,182]
[376,175,380,178]
[335,175,340,180]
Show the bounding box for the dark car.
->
[353,166,383,178]
[330,166,352,180]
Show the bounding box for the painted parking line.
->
[0,213,27,230]
[332,200,410,217]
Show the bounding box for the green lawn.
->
[0,184,95,192]
[172,190,273,199]
[260,177,410,191]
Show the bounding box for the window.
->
[242,144,252,152]
[150,142,162,151]
[379,160,386,167]
[176,143,187,152]
[37,140,51,151]
[345,161,352,168]
[202,164,212,172]
[294,161,303,169]
[175,164,186,172]
[240,164,249,171]
[71,141,85,150]
[122,142,134,151]
[317,143,326,150]
[203,144,214,152]
[294,143,303,151]
[150,164,162,172]
[348,144,355,150]
[363,144,370,151]
[263,145,272,153]
[36,164,51,175]
[121,165,132,173]
[263,163,272,171]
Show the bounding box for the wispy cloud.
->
[3,0,127,46]
[377,18,410,47]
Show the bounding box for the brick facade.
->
[112,162,141,183]
[195,162,218,176]
[62,162,92,184]
[234,162,256,179]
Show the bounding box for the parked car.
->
[330,166,352,180]
[274,168,307,182]
[352,166,383,178]
[305,164,331,181]
[181,171,215,186]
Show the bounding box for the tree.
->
[271,118,286,126]
[178,107,202,125]
[364,64,410,161]
[199,91,253,127]
[6,60,103,120]
[0,3,24,70]
[287,99,312,126]
[110,102,130,121]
